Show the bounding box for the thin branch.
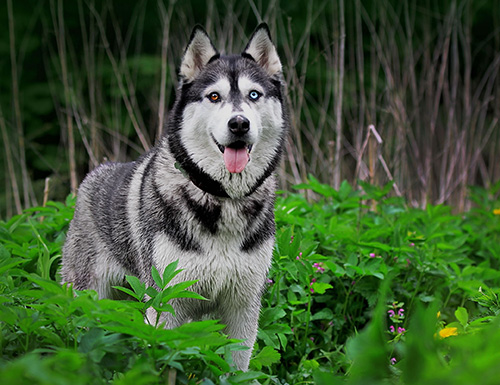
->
[333,0,345,189]
[51,0,78,193]
[0,106,22,214]
[88,2,151,151]
[157,0,176,140]
[7,0,31,208]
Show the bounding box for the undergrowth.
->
[1,178,499,384]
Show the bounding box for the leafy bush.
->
[1,179,500,384]
[0,197,269,384]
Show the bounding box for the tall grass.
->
[1,0,499,217]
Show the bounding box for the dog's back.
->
[62,160,141,296]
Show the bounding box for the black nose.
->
[228,115,250,136]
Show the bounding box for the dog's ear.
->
[180,26,219,82]
[243,23,282,77]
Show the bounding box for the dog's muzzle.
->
[211,115,254,174]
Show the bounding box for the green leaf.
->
[455,307,469,328]
[113,286,140,300]
[0,243,11,259]
[250,346,281,370]
[338,180,352,201]
[230,370,268,383]
[257,329,280,349]
[27,275,64,294]
[260,307,287,325]
[154,303,175,316]
[302,359,320,370]
[161,260,182,286]
[311,308,334,320]
[151,265,163,289]
[324,261,346,276]
[164,279,198,293]
[146,286,159,298]
[201,349,231,372]
[312,282,333,294]
[125,275,146,300]
[357,241,392,252]
[164,291,207,301]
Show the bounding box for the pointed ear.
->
[180,26,219,82]
[242,23,282,77]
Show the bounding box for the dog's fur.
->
[61,24,288,371]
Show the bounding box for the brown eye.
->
[208,92,220,103]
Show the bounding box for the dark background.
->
[1,0,499,218]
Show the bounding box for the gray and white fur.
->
[61,24,288,371]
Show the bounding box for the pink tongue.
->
[223,147,249,173]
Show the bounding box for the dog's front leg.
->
[220,299,261,371]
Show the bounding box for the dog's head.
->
[167,24,288,199]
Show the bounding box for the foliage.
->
[1,180,500,383]
[0,196,268,384]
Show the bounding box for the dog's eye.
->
[249,90,261,101]
[208,92,220,103]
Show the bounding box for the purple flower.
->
[369,253,376,258]
[296,256,300,260]
[410,242,415,247]
[310,337,315,341]
[388,310,395,317]
[390,357,397,365]
[398,308,405,316]
[313,262,325,273]
[266,278,274,284]
[398,327,406,334]
[389,325,395,333]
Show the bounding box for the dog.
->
[61,23,288,371]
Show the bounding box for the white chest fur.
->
[150,199,274,302]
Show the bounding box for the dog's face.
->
[167,25,288,199]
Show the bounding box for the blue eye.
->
[249,90,261,101]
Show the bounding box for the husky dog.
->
[61,24,288,371]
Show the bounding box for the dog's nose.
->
[228,115,250,136]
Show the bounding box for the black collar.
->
[175,162,230,198]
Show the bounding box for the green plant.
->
[1,178,500,384]
[0,199,270,384]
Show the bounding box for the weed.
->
[1,180,500,383]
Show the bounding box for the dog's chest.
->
[149,197,273,297]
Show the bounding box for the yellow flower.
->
[494,209,500,216]
[439,327,458,338]
[437,311,441,319]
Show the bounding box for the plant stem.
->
[333,0,345,189]
[301,288,313,353]
[7,0,31,208]
[0,106,22,214]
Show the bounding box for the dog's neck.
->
[174,161,230,198]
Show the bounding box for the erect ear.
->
[180,26,219,82]
[242,23,282,77]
